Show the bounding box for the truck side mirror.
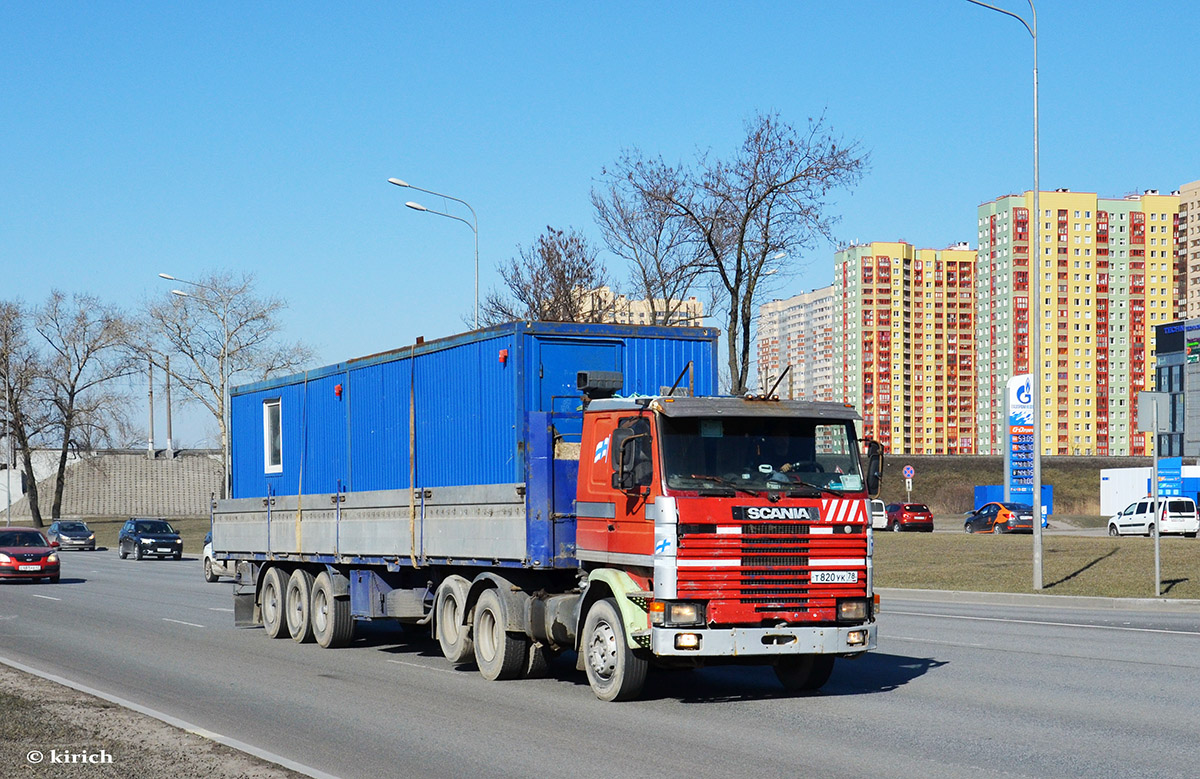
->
[865,440,884,497]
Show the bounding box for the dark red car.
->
[0,527,61,583]
[884,503,934,532]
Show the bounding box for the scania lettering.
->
[210,322,882,701]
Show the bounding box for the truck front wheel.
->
[473,589,527,681]
[582,598,647,702]
[774,654,835,693]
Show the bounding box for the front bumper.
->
[0,563,60,579]
[649,622,877,658]
[58,538,95,550]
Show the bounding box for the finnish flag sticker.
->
[594,437,610,463]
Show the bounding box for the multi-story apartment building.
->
[832,241,977,455]
[975,189,1180,456]
[756,287,835,400]
[580,286,704,326]
[1181,180,1200,318]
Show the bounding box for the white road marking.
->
[208,607,234,612]
[889,610,1200,637]
[386,658,456,674]
[162,618,205,628]
[29,594,61,601]
[889,635,985,648]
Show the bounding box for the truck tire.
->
[261,567,289,639]
[311,571,353,649]
[286,568,316,643]
[472,588,527,681]
[435,582,474,664]
[774,654,835,693]
[582,598,647,702]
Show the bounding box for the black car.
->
[118,518,183,560]
[46,520,96,551]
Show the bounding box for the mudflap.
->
[233,561,260,628]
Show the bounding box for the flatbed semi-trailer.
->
[212,321,881,700]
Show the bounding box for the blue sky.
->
[4,2,1197,444]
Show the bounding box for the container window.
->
[263,399,282,474]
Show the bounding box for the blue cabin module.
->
[220,322,718,569]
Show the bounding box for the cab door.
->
[607,413,657,559]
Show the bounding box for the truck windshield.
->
[659,416,863,493]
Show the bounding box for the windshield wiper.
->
[687,474,760,498]
[784,479,846,497]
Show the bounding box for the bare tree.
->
[592,169,707,326]
[143,271,312,496]
[36,292,138,519]
[0,295,136,525]
[481,227,614,325]
[1,301,50,525]
[604,112,866,392]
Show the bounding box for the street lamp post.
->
[387,178,480,329]
[966,0,1042,589]
[158,273,231,499]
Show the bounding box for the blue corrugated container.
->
[229,321,719,500]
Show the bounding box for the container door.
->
[534,337,623,439]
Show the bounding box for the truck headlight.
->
[837,599,868,622]
[666,602,705,627]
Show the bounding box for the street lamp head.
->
[170,289,190,298]
[771,251,788,261]
[158,273,177,280]
[405,201,427,212]
[388,178,410,188]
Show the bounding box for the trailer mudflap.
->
[233,561,260,628]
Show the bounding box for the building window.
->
[263,399,283,474]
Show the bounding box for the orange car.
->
[964,502,1034,534]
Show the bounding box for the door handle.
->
[607,523,615,532]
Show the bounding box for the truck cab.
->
[573,393,881,698]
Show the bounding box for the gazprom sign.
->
[1006,374,1034,503]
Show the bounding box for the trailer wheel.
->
[311,571,353,648]
[261,567,289,639]
[582,598,647,702]
[435,583,474,664]
[286,569,316,643]
[774,654,835,693]
[472,589,527,681]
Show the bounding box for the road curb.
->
[876,587,1200,613]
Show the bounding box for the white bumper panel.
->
[650,622,877,657]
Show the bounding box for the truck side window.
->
[611,416,653,488]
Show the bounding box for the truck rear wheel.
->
[286,569,316,643]
[582,598,647,702]
[774,654,835,693]
[261,567,289,639]
[473,588,527,681]
[435,581,474,664]
[312,571,353,649]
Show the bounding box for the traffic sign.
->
[902,465,914,479]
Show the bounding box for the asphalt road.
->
[2,551,1199,778]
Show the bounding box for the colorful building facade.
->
[975,189,1180,456]
[832,241,977,454]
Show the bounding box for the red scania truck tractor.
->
[211,322,882,700]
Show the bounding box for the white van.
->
[870,499,888,530]
[1107,497,1200,538]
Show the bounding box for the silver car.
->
[202,531,237,582]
